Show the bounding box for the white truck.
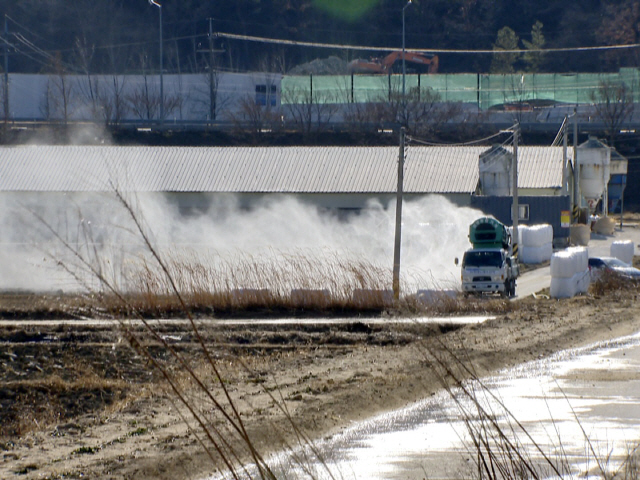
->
[458,217,519,297]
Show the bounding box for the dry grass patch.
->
[0,375,131,437]
[590,270,640,297]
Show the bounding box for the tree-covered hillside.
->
[0,0,637,75]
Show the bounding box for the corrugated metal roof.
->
[0,145,566,194]
[511,146,564,189]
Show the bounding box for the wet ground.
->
[244,332,640,480]
[2,259,640,479]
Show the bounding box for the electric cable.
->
[215,31,640,55]
[407,127,513,147]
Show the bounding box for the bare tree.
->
[126,53,180,122]
[343,100,388,132]
[589,80,635,147]
[44,52,76,123]
[74,36,99,119]
[503,74,533,124]
[127,76,160,121]
[381,82,454,137]
[192,70,230,123]
[338,76,390,132]
[229,94,282,142]
[282,85,338,136]
[97,76,129,126]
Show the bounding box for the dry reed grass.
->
[590,270,640,297]
[419,338,640,480]
[28,188,522,478]
[1,375,130,437]
[30,189,343,479]
[117,250,392,314]
[72,250,513,318]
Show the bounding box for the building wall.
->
[470,195,571,240]
[3,71,637,125]
[6,72,282,123]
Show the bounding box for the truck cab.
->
[460,217,519,297]
[461,248,519,296]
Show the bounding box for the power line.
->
[407,128,513,147]
[5,15,50,45]
[0,35,53,70]
[215,32,640,55]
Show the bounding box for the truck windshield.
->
[462,251,503,268]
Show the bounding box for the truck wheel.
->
[510,279,516,297]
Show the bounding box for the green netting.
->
[422,74,477,103]
[282,70,640,109]
[478,71,640,108]
[352,75,391,102]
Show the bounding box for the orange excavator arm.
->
[381,51,438,74]
[348,51,439,74]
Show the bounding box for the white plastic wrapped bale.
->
[574,247,590,293]
[611,240,635,265]
[550,276,576,298]
[520,224,553,248]
[567,246,588,272]
[550,251,577,278]
[576,270,590,294]
[518,225,553,264]
[550,247,589,298]
[520,243,553,264]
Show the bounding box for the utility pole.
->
[208,17,215,123]
[573,109,579,223]
[148,1,164,124]
[401,0,412,126]
[393,127,406,301]
[3,15,8,124]
[562,115,568,195]
[512,123,519,259]
[159,4,164,125]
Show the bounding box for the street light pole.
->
[149,1,164,125]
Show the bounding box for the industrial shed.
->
[0,144,568,212]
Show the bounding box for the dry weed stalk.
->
[419,337,640,480]
[30,189,341,480]
[590,270,640,297]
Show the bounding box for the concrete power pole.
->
[562,115,568,195]
[512,123,519,259]
[573,109,580,223]
[4,15,8,124]
[393,128,406,301]
[208,18,215,123]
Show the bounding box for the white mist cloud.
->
[1,190,481,294]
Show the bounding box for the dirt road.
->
[1,279,640,479]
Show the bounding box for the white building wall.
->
[5,72,282,123]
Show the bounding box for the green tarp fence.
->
[281,69,640,110]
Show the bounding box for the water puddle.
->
[209,332,640,479]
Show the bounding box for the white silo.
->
[577,137,611,212]
[479,145,512,196]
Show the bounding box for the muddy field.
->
[1,278,640,479]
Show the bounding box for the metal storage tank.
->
[577,137,611,211]
[479,145,512,196]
